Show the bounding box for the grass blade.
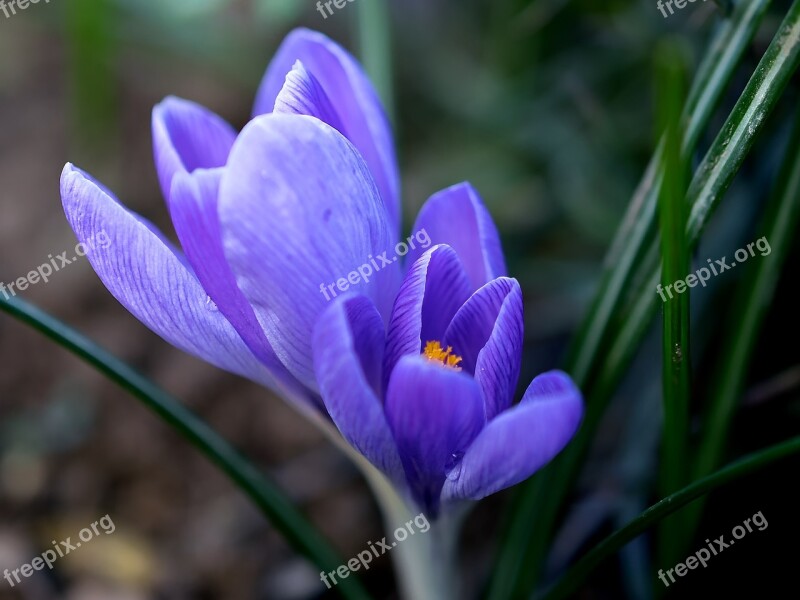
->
[567,0,800,583]
[568,0,773,385]
[488,3,774,596]
[653,39,691,568]
[686,102,800,536]
[541,433,800,600]
[600,0,800,419]
[0,295,372,600]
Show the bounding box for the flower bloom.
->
[60,28,583,515]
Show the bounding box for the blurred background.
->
[0,0,798,598]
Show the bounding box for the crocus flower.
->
[60,28,583,516]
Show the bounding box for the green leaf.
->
[488,3,774,596]
[598,0,800,415]
[563,0,800,585]
[566,0,773,387]
[540,433,800,599]
[586,0,800,567]
[0,296,372,600]
[685,101,800,542]
[654,39,691,567]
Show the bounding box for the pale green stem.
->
[322,428,460,600]
[363,468,462,600]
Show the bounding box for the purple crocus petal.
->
[313,295,403,482]
[169,170,303,397]
[385,356,485,514]
[442,371,583,502]
[443,277,518,373]
[60,164,283,392]
[384,245,471,386]
[274,61,344,133]
[253,28,400,230]
[157,104,299,393]
[152,96,236,202]
[407,182,507,290]
[153,102,247,337]
[444,277,523,419]
[219,114,400,391]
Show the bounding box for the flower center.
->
[422,341,463,371]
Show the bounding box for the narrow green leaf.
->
[686,102,800,537]
[0,296,372,600]
[599,0,800,419]
[567,0,773,386]
[686,19,800,242]
[488,3,773,596]
[541,433,800,600]
[654,39,691,568]
[570,0,800,581]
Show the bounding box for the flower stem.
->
[362,466,461,600]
